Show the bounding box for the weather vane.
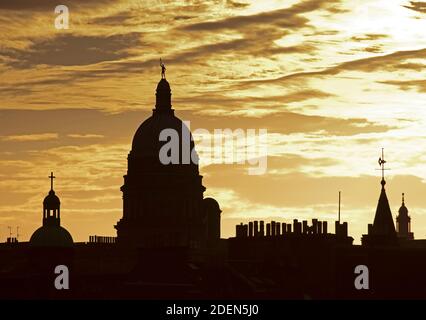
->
[160,58,166,79]
[377,148,390,186]
[378,148,386,180]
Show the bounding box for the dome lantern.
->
[43,172,60,227]
[30,172,73,248]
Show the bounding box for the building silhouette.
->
[396,193,414,240]
[30,172,73,248]
[114,76,221,249]
[361,175,398,246]
[1,72,426,299]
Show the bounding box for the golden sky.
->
[1,0,426,243]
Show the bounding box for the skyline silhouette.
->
[2,1,426,245]
[1,73,426,299]
[2,0,426,300]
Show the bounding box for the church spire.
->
[362,150,398,246]
[371,149,397,238]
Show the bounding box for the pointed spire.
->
[373,187,396,236]
[371,149,396,237]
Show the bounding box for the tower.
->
[43,172,60,227]
[115,65,221,249]
[30,172,73,248]
[362,149,398,246]
[396,193,414,240]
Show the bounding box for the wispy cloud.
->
[403,1,426,14]
[1,32,144,68]
[67,134,105,139]
[1,133,58,142]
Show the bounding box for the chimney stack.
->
[260,221,265,237]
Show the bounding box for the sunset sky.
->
[2,0,426,243]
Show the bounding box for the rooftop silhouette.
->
[1,71,426,300]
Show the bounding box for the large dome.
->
[131,112,194,157]
[30,225,74,248]
[128,78,198,173]
[115,72,220,248]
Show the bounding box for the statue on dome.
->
[160,58,166,79]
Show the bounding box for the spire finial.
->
[160,58,166,79]
[48,172,56,191]
[402,192,405,205]
[378,148,387,188]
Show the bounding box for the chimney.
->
[236,223,246,238]
[317,221,322,234]
[282,223,287,234]
[287,224,292,233]
[249,222,254,237]
[271,221,276,236]
[323,221,328,234]
[254,221,259,237]
[312,219,318,235]
[260,221,265,236]
[294,219,301,234]
[302,220,308,234]
[276,222,281,236]
[342,222,348,237]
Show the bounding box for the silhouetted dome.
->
[399,203,408,217]
[155,78,172,110]
[30,225,73,248]
[130,78,197,165]
[203,198,221,213]
[157,78,171,92]
[43,190,60,207]
[131,113,193,157]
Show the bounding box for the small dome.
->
[155,78,172,110]
[203,198,221,213]
[157,78,170,91]
[43,190,60,207]
[30,225,73,248]
[398,193,409,217]
[399,203,408,216]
